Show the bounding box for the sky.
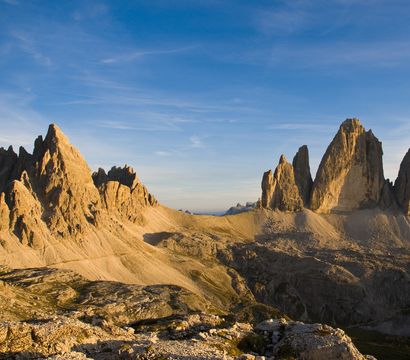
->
[0,0,410,212]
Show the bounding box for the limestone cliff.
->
[292,145,313,207]
[310,119,384,213]
[394,149,410,215]
[261,155,304,211]
[6,177,50,248]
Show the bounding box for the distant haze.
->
[0,0,409,212]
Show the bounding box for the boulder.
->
[255,318,374,360]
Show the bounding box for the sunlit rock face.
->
[310,118,384,213]
[261,155,304,211]
[0,124,157,244]
[92,165,157,223]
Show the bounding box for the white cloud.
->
[155,150,173,157]
[189,135,204,148]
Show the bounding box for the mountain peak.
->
[279,154,288,164]
[311,119,384,213]
[340,118,363,130]
[44,123,69,147]
[0,123,158,241]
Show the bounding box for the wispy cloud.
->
[0,93,50,151]
[97,119,184,132]
[1,0,19,5]
[189,135,204,148]
[265,40,410,69]
[214,38,410,69]
[12,32,52,67]
[266,123,334,131]
[153,135,206,159]
[101,46,196,64]
[72,3,108,21]
[54,78,264,115]
[252,0,395,36]
[255,7,309,34]
[155,150,174,157]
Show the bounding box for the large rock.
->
[255,318,374,360]
[394,149,410,215]
[293,145,313,207]
[261,155,303,211]
[311,119,384,213]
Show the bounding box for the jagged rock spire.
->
[30,122,102,236]
[261,154,304,211]
[394,149,410,215]
[92,165,157,223]
[292,145,313,207]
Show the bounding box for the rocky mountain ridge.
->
[261,118,409,215]
[0,121,408,359]
[0,124,157,245]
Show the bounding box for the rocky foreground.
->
[0,267,375,360]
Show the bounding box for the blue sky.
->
[0,0,410,212]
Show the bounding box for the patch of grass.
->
[235,303,287,325]
[212,338,243,357]
[237,333,269,354]
[119,344,132,351]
